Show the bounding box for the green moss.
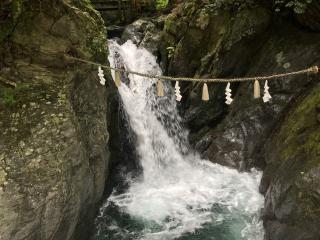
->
[269,86,320,226]
[0,83,33,107]
[11,0,23,20]
[183,2,198,16]
[82,0,96,10]
[156,0,169,10]
[87,30,107,59]
[71,0,108,60]
[164,17,174,32]
[275,83,320,168]
[3,89,16,106]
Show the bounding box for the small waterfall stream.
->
[93,40,264,240]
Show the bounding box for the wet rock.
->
[107,25,125,38]
[121,17,165,55]
[261,83,320,240]
[121,19,150,44]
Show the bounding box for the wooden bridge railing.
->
[91,0,156,24]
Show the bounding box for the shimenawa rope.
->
[2,48,318,104]
[63,54,319,83]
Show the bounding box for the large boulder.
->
[121,17,165,55]
[261,82,320,240]
[0,1,110,240]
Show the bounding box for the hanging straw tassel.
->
[202,83,209,101]
[225,82,233,105]
[98,66,106,85]
[254,80,261,99]
[310,66,319,74]
[157,80,164,97]
[175,81,182,102]
[263,80,272,103]
[115,70,122,87]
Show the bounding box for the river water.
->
[93,40,264,240]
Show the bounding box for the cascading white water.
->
[95,40,264,240]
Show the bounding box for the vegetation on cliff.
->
[262,82,320,240]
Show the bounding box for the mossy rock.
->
[0,1,110,240]
[276,84,320,164]
[262,82,320,240]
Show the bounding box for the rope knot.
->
[310,66,319,74]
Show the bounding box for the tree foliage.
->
[275,0,313,14]
[156,0,169,10]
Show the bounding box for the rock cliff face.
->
[0,1,110,240]
[160,0,320,169]
[156,0,320,239]
[261,82,320,240]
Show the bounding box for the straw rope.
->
[64,54,319,83]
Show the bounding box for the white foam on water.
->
[103,40,264,240]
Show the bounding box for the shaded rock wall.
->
[160,0,320,169]
[158,0,320,239]
[0,1,110,240]
[261,82,320,240]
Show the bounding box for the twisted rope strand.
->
[64,54,319,83]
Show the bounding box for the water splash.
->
[95,40,264,240]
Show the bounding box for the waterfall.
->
[94,40,264,240]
